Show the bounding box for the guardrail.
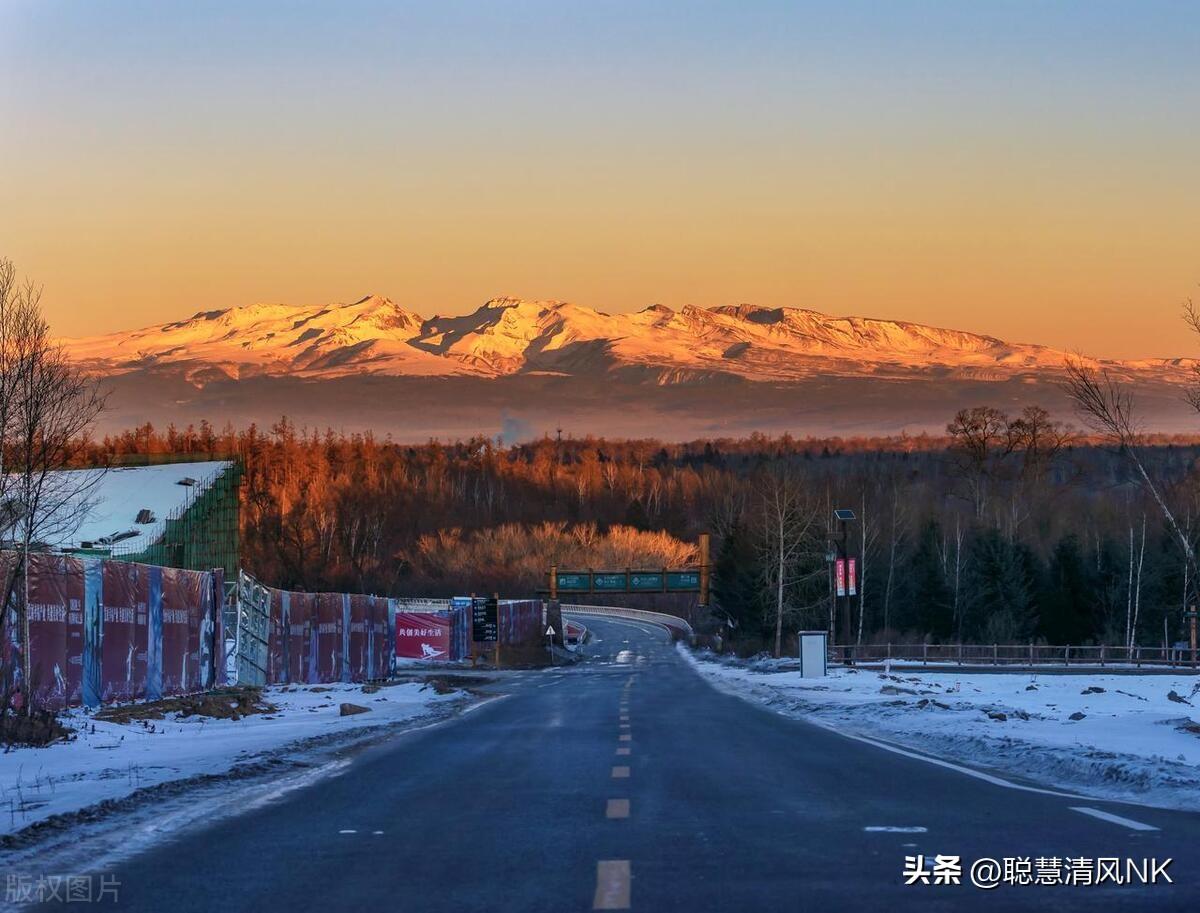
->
[561,604,694,642]
[833,643,1200,669]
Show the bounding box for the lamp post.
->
[1187,607,1198,669]
[831,508,856,660]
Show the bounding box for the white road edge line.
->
[805,718,1088,801]
[682,644,1196,815]
[1069,806,1160,831]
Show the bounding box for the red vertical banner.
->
[348,595,369,682]
[287,592,309,684]
[835,559,846,597]
[160,567,191,696]
[316,593,342,683]
[370,597,389,678]
[100,561,148,702]
[26,554,83,709]
[181,569,205,692]
[847,558,857,597]
[268,589,286,683]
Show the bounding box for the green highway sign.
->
[548,568,703,594]
[667,571,700,591]
[593,573,628,591]
[629,572,664,591]
[556,572,591,592]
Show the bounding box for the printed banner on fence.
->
[395,611,451,660]
[26,554,84,710]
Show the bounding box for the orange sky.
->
[2,2,1198,359]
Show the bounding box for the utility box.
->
[798,630,828,678]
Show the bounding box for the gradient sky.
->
[2,1,1198,357]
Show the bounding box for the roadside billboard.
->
[395,611,451,661]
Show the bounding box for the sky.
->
[1,0,1198,358]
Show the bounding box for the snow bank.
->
[682,646,1200,810]
[0,682,462,837]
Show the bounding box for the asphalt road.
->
[34,616,1200,911]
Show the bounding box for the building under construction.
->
[51,459,242,579]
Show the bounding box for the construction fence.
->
[1,551,224,710]
[232,571,553,686]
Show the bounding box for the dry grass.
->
[95,687,276,724]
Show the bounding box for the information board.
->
[472,597,498,642]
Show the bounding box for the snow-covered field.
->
[682,646,1200,810]
[0,682,464,838]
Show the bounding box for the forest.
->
[79,407,1200,655]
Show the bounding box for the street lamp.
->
[831,508,856,660]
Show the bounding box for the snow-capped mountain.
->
[64,295,1195,439]
[62,294,1170,386]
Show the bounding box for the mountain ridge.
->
[63,294,1185,388]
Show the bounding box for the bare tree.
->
[854,486,880,646]
[1063,358,1200,607]
[0,258,106,708]
[757,469,820,658]
[946,406,1010,520]
[882,480,909,634]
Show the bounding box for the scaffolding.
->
[109,459,243,579]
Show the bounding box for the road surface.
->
[30,616,1200,910]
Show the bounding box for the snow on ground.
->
[0,682,462,837]
[682,646,1200,810]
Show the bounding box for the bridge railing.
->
[561,603,694,642]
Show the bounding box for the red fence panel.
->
[348,594,370,682]
[100,561,149,702]
[180,567,205,693]
[26,554,84,710]
[159,567,194,696]
[316,592,342,683]
[268,588,287,684]
[370,597,389,678]
[286,592,311,684]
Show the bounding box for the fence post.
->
[1029,642,1034,666]
[922,642,928,665]
[1135,646,1141,668]
[957,642,963,666]
[1065,645,1070,667]
[993,643,998,665]
[1099,643,1105,667]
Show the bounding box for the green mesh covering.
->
[109,460,242,578]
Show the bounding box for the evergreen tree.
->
[899,520,953,639]
[962,528,1039,642]
[1039,535,1095,643]
[710,521,765,638]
